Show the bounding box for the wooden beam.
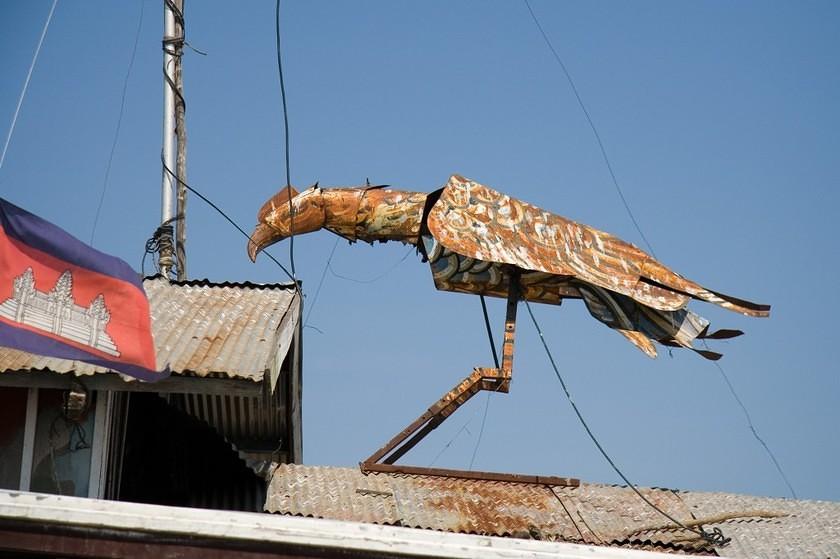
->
[289,320,303,464]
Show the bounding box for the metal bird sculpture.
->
[249,174,769,481]
[249,174,769,361]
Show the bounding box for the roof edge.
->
[143,274,299,291]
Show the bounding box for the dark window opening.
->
[119,392,265,512]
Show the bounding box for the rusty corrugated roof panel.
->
[267,465,401,526]
[265,464,840,557]
[551,484,712,554]
[390,474,581,540]
[0,277,299,381]
[265,465,687,549]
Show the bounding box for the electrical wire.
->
[160,157,298,288]
[429,418,473,467]
[275,0,296,278]
[306,239,412,331]
[90,0,145,246]
[304,236,340,327]
[0,0,58,174]
[525,300,729,546]
[327,246,413,284]
[141,220,175,277]
[522,0,656,258]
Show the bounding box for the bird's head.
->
[248,184,325,262]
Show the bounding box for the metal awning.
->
[0,276,300,384]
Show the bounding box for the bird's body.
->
[249,175,769,360]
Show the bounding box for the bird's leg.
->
[359,273,531,482]
[499,269,521,389]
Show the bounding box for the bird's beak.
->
[248,222,283,262]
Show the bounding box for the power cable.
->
[522,0,656,257]
[0,0,58,174]
[275,0,296,278]
[160,157,298,288]
[90,0,145,246]
[703,341,797,499]
[525,300,729,546]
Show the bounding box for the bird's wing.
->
[427,175,768,317]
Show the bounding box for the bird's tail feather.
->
[697,288,771,317]
[639,276,770,318]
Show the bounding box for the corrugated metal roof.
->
[0,488,685,559]
[680,491,840,559]
[0,277,300,382]
[265,464,840,557]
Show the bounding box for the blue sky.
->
[1,1,838,501]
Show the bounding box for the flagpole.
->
[159,0,177,277]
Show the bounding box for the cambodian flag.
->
[0,198,168,382]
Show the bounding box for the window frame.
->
[15,387,112,498]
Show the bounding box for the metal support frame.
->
[88,391,113,499]
[18,387,38,491]
[361,273,579,487]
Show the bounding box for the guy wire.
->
[468,295,501,470]
[704,341,797,499]
[523,0,794,500]
[525,300,729,547]
[90,0,145,246]
[522,0,656,258]
[0,0,58,174]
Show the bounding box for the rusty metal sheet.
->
[553,484,701,548]
[266,464,402,526]
[427,175,769,318]
[266,464,583,541]
[146,277,299,380]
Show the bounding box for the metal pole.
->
[159,0,177,277]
